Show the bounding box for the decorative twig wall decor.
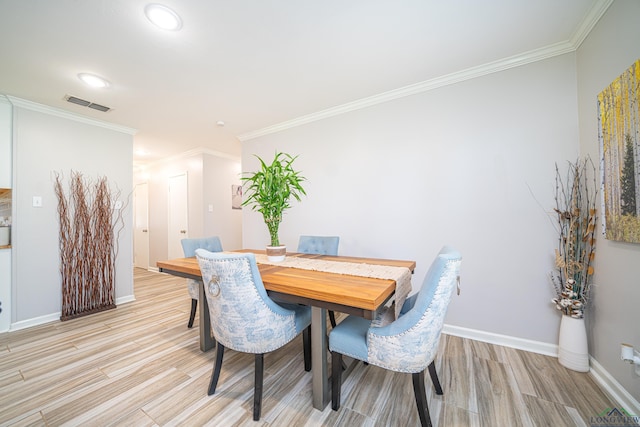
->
[54,171,127,321]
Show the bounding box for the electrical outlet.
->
[32,196,42,207]
[114,200,123,210]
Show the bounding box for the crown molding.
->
[141,146,241,169]
[239,0,612,142]
[239,41,575,142]
[201,147,241,161]
[5,95,137,135]
[569,0,613,48]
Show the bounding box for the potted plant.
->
[550,157,597,372]
[241,152,306,262]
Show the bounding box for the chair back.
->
[181,236,223,300]
[367,246,461,373]
[412,246,460,315]
[195,250,301,354]
[297,235,339,255]
[181,236,223,257]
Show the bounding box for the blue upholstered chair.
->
[329,246,462,427]
[297,235,340,327]
[180,236,223,328]
[195,250,312,421]
[297,235,340,257]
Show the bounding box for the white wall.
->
[11,98,134,326]
[140,153,203,268]
[203,153,243,250]
[136,150,242,268]
[243,53,580,345]
[0,96,12,332]
[576,0,640,405]
[0,96,11,188]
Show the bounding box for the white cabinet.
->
[0,249,10,332]
[0,96,11,188]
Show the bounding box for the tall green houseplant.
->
[241,152,306,247]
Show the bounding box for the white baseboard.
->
[590,357,640,416]
[10,295,136,331]
[443,324,558,356]
[11,312,60,331]
[116,295,136,305]
[443,323,640,415]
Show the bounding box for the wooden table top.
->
[157,250,416,319]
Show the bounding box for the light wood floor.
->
[0,268,619,426]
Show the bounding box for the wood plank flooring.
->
[0,268,620,426]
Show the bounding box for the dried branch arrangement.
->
[54,171,127,321]
[550,157,598,318]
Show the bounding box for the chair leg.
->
[328,311,346,372]
[187,298,197,328]
[328,310,337,328]
[303,325,311,372]
[331,351,343,410]
[208,343,225,395]
[428,360,443,395]
[254,353,264,421]
[412,370,433,427]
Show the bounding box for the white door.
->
[133,182,149,269]
[168,173,188,259]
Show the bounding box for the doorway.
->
[168,173,188,259]
[133,182,149,269]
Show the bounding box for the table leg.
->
[199,280,215,352]
[311,306,329,410]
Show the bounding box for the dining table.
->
[156,249,416,410]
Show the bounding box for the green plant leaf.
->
[241,152,307,246]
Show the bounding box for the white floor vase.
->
[558,315,590,372]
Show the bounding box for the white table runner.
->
[252,253,412,319]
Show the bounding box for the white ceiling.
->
[0,0,610,166]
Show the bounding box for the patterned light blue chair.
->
[195,250,312,421]
[329,246,462,427]
[180,236,223,328]
[297,235,340,327]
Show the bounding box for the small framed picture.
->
[232,185,242,210]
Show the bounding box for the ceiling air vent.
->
[64,95,112,112]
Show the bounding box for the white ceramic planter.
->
[558,315,590,372]
[266,245,286,262]
[0,226,9,246]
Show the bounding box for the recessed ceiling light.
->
[78,73,110,88]
[145,4,182,31]
[216,121,225,127]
